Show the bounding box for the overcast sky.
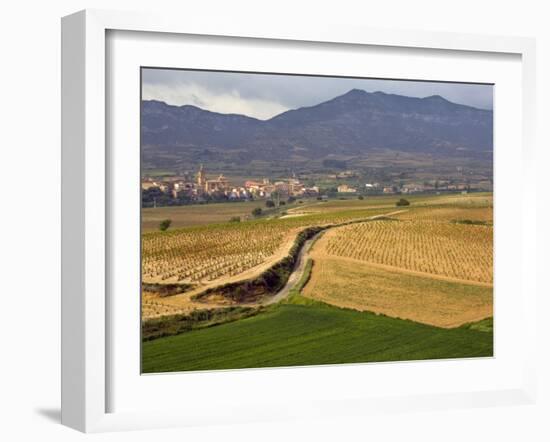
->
[142,68,493,120]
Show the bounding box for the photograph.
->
[140,68,494,373]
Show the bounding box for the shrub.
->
[396,198,410,207]
[159,219,172,231]
[265,200,275,208]
[142,282,193,297]
[252,207,263,217]
[229,216,241,223]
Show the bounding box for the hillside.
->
[141,89,493,169]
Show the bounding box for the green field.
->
[142,300,493,373]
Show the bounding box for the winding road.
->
[262,210,407,306]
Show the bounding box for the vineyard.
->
[141,206,388,285]
[142,222,295,283]
[301,202,494,327]
[393,205,493,223]
[323,219,493,284]
[141,196,493,326]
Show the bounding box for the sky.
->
[142,68,494,120]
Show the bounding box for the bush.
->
[159,219,172,231]
[265,200,275,208]
[287,196,296,204]
[396,198,410,207]
[252,207,263,217]
[279,201,286,206]
[142,282,193,297]
[141,306,258,341]
[358,195,364,200]
[229,216,241,223]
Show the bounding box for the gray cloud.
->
[142,68,493,120]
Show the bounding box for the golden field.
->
[323,219,493,284]
[141,194,493,325]
[301,202,493,327]
[302,257,493,328]
[141,205,390,285]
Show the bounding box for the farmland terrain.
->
[141,193,493,372]
[142,300,493,373]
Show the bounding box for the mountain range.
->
[141,89,493,166]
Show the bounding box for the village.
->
[141,165,322,206]
[141,164,486,207]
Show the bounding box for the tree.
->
[252,207,263,217]
[265,200,275,208]
[396,198,410,207]
[159,219,172,231]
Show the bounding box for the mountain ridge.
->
[145,88,492,122]
[141,89,493,163]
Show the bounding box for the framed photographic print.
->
[61,9,538,432]
[139,68,495,373]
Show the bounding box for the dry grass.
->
[142,291,231,320]
[302,257,493,328]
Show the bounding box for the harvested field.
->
[302,258,492,327]
[141,200,268,231]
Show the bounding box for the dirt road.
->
[263,210,407,305]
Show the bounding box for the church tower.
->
[197,164,206,188]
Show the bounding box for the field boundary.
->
[323,256,494,288]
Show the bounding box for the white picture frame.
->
[61,9,537,433]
